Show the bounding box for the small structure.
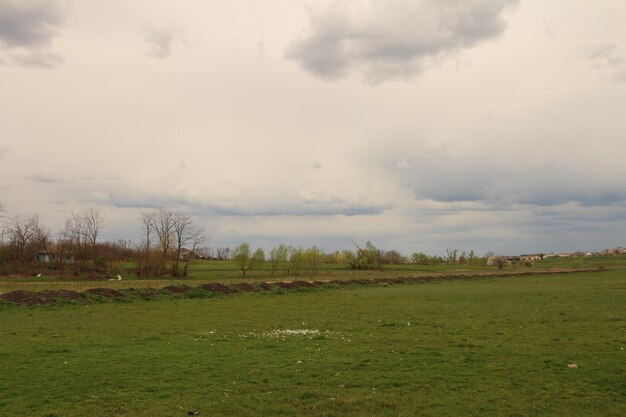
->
[35,252,75,264]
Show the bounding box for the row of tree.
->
[138,208,208,277]
[0,204,207,277]
[227,241,489,277]
[0,206,111,272]
[1,202,490,278]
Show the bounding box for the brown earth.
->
[230,283,258,292]
[162,285,193,294]
[0,289,84,305]
[84,288,125,299]
[199,283,236,293]
[0,268,606,307]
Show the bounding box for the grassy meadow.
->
[1,266,624,416]
[0,254,611,294]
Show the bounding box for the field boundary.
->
[0,268,607,307]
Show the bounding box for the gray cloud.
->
[287,0,518,83]
[8,49,63,68]
[0,0,67,68]
[144,27,176,59]
[376,137,626,208]
[585,42,626,82]
[26,173,67,184]
[106,190,388,217]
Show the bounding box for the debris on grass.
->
[239,329,339,340]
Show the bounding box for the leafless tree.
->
[5,214,50,264]
[82,207,106,249]
[0,202,6,244]
[60,207,106,267]
[63,211,82,254]
[139,208,208,277]
[172,210,193,276]
[183,226,210,277]
[154,208,175,276]
[216,247,230,260]
[140,210,156,276]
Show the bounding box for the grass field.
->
[1,269,624,416]
[0,260,499,294]
[1,255,610,294]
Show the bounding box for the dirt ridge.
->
[0,268,605,306]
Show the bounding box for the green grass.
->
[0,270,624,416]
[0,256,584,294]
[535,255,623,270]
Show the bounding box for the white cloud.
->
[585,42,626,82]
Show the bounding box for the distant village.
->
[505,247,626,262]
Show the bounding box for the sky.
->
[1,0,625,256]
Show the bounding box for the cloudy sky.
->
[1,0,625,256]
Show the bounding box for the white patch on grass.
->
[239,329,339,340]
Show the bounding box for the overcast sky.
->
[1,0,625,256]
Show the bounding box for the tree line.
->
[228,240,489,277]
[0,202,490,278]
[0,203,207,277]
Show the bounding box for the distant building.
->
[36,252,74,264]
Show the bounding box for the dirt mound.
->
[1,289,86,305]
[374,277,406,284]
[291,280,318,288]
[200,283,236,293]
[230,283,258,292]
[83,288,125,299]
[342,279,373,285]
[40,289,84,301]
[162,285,192,294]
[259,282,273,291]
[327,279,354,286]
[140,288,162,298]
[0,290,49,306]
[272,281,295,289]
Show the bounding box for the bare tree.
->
[62,211,85,261]
[183,226,210,277]
[82,207,106,249]
[154,208,175,276]
[140,211,156,276]
[0,202,6,244]
[58,207,106,270]
[216,247,230,260]
[5,214,50,265]
[172,210,193,276]
[138,208,207,277]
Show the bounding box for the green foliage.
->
[305,245,323,274]
[288,246,305,275]
[232,243,265,278]
[343,241,383,270]
[269,243,289,277]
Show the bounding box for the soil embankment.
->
[0,268,604,306]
